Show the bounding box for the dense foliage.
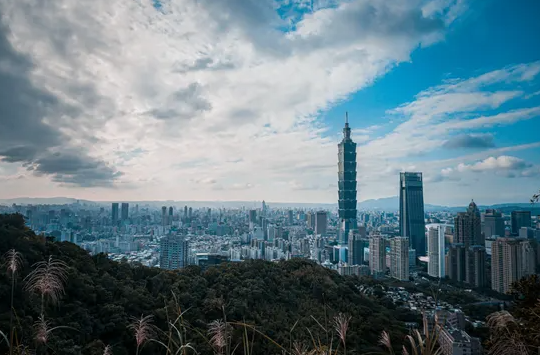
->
[0,214,408,354]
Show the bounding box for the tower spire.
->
[343,112,351,140]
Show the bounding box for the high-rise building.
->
[337,113,358,247]
[161,206,167,227]
[168,206,173,225]
[315,211,328,235]
[183,206,188,220]
[491,237,536,293]
[447,243,466,283]
[159,234,189,270]
[306,212,315,229]
[369,234,386,278]
[111,203,119,225]
[390,237,410,281]
[427,225,447,278]
[121,203,129,221]
[465,245,486,288]
[249,210,257,224]
[288,210,294,225]
[483,209,504,239]
[188,207,193,219]
[399,172,426,256]
[348,230,368,265]
[454,201,482,247]
[511,211,532,235]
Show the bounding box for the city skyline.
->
[0,0,540,205]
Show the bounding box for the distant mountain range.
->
[0,196,537,213]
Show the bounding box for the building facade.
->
[348,230,369,265]
[369,234,386,278]
[399,172,426,256]
[465,245,486,288]
[511,211,532,235]
[160,234,189,270]
[454,201,482,246]
[483,209,504,239]
[315,211,328,235]
[390,237,410,281]
[491,237,536,293]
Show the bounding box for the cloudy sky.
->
[0,0,539,206]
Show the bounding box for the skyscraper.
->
[161,206,167,227]
[447,243,466,283]
[483,209,504,239]
[338,113,357,246]
[348,230,368,265]
[390,237,410,281]
[168,206,173,225]
[121,203,129,221]
[369,234,386,278]
[249,210,257,224]
[288,210,294,225]
[491,237,536,293]
[159,234,189,270]
[315,211,328,235]
[511,211,532,235]
[399,172,426,256]
[465,245,486,288]
[454,200,482,247]
[427,225,447,278]
[111,203,119,225]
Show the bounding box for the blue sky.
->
[0,0,539,205]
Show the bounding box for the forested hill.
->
[0,214,408,355]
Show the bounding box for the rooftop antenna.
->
[345,111,349,124]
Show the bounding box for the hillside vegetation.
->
[0,214,411,355]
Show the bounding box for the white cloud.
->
[0,0,465,202]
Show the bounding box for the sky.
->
[0,0,539,206]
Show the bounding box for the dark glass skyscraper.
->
[338,113,357,245]
[399,172,426,256]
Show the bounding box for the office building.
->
[183,206,188,220]
[369,234,386,278]
[338,113,358,247]
[454,200,482,247]
[491,237,536,293]
[399,172,426,256]
[168,206,173,225]
[483,209,504,239]
[188,207,193,219]
[511,211,532,235]
[447,244,466,283]
[159,234,189,270]
[465,246,486,288]
[111,203,119,225]
[121,203,129,221]
[348,230,369,265]
[315,211,328,235]
[390,237,410,281]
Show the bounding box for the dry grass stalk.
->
[24,256,68,308]
[208,320,229,355]
[129,314,155,349]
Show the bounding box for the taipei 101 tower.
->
[338,112,358,249]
